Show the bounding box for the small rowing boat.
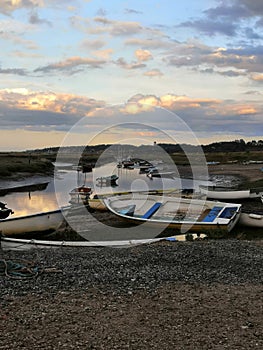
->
[104,194,242,234]
[0,206,70,237]
[199,185,263,200]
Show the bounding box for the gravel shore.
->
[1,239,262,349]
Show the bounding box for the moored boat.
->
[96,174,118,186]
[0,206,70,237]
[69,185,92,204]
[199,185,263,200]
[103,194,242,234]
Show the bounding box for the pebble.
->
[0,239,262,296]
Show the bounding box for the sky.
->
[0,0,263,151]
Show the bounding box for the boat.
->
[147,169,175,178]
[69,185,92,204]
[0,181,49,196]
[122,160,134,168]
[238,210,263,228]
[199,185,263,200]
[0,233,208,251]
[0,236,169,250]
[96,175,118,186]
[0,206,70,237]
[103,194,242,233]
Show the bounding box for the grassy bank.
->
[0,152,54,179]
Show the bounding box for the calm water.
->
[0,162,214,217]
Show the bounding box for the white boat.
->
[104,194,242,234]
[0,234,208,251]
[0,206,70,237]
[147,169,175,178]
[199,185,263,200]
[238,211,263,228]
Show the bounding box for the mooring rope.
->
[0,258,43,279]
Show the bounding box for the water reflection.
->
[0,162,213,217]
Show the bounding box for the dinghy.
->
[0,206,70,237]
[104,194,242,233]
[199,185,263,200]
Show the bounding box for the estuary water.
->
[0,162,214,218]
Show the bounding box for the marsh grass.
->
[0,153,54,178]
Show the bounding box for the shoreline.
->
[1,239,262,349]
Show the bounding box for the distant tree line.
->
[29,139,263,155]
[159,139,263,153]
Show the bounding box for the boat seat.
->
[118,205,136,217]
[202,206,223,222]
[141,202,162,219]
[218,207,238,219]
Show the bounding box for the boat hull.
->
[238,212,263,228]
[199,186,263,200]
[0,234,208,250]
[0,208,68,236]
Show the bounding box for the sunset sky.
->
[0,0,263,150]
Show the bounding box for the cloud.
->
[93,49,113,60]
[0,19,38,49]
[126,94,220,111]
[34,56,107,74]
[0,88,107,131]
[232,0,263,16]
[244,28,262,39]
[179,0,263,39]
[80,38,106,50]
[199,68,247,77]
[114,58,146,70]
[165,43,263,75]
[250,74,263,82]
[143,69,163,77]
[125,38,171,49]
[92,17,143,36]
[0,0,44,15]
[244,90,262,95]
[120,93,263,137]
[204,2,248,20]
[180,19,238,37]
[135,49,152,61]
[0,89,262,139]
[0,0,77,15]
[29,11,52,26]
[124,8,143,15]
[0,67,28,76]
